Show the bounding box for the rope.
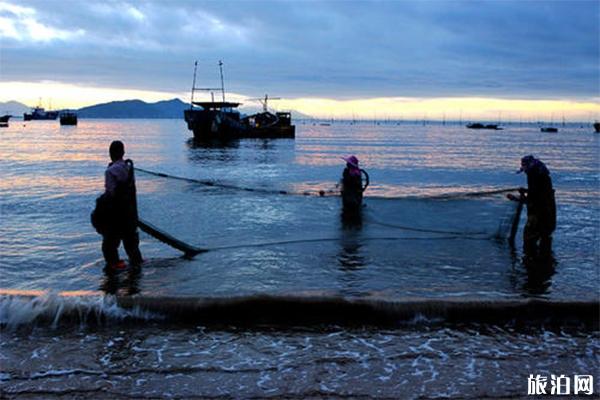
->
[204,234,492,252]
[364,212,491,236]
[136,167,338,197]
[137,167,519,201]
[367,187,519,201]
[422,187,520,200]
[138,216,493,258]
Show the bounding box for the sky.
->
[0,0,598,120]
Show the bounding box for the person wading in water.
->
[507,155,556,256]
[97,141,143,269]
[340,155,369,218]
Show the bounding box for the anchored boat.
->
[466,123,502,130]
[24,106,59,121]
[183,61,295,140]
[59,111,78,126]
[540,127,558,133]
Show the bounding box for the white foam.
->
[0,293,161,328]
[30,368,102,378]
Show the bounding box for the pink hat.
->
[342,155,359,168]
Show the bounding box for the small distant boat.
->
[59,111,78,126]
[24,106,59,121]
[0,114,10,127]
[540,127,558,133]
[466,123,502,130]
[594,122,600,133]
[183,61,295,140]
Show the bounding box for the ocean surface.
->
[1,119,598,398]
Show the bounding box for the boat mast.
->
[219,60,225,102]
[190,60,198,109]
[194,61,223,105]
[250,94,281,113]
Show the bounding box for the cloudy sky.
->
[1,0,598,119]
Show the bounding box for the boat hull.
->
[466,123,502,130]
[24,111,59,121]
[541,127,558,133]
[60,114,78,125]
[184,109,295,140]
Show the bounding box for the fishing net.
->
[134,168,521,254]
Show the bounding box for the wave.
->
[1,289,598,329]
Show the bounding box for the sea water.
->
[1,119,598,397]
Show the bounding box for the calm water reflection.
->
[0,119,598,300]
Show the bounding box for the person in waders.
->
[340,155,369,219]
[507,155,556,257]
[101,141,143,270]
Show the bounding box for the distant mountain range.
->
[77,98,188,118]
[0,101,30,116]
[0,99,312,119]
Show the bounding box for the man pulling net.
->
[507,155,556,256]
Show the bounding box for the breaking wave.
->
[1,290,597,330]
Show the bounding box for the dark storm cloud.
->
[1,0,598,99]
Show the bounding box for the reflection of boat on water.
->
[594,122,600,133]
[183,61,295,140]
[466,123,502,130]
[540,127,558,133]
[24,106,59,121]
[59,111,78,126]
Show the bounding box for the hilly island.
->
[1,99,311,119]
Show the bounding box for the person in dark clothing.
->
[340,155,369,216]
[101,141,143,269]
[507,155,556,255]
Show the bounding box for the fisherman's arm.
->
[507,187,527,202]
[361,169,370,192]
[105,169,117,197]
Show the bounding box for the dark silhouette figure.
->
[507,155,556,257]
[101,141,143,269]
[340,155,369,218]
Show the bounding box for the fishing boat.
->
[0,114,9,127]
[594,122,600,133]
[59,111,78,126]
[466,123,502,130]
[24,106,58,121]
[540,127,558,133]
[183,61,295,140]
